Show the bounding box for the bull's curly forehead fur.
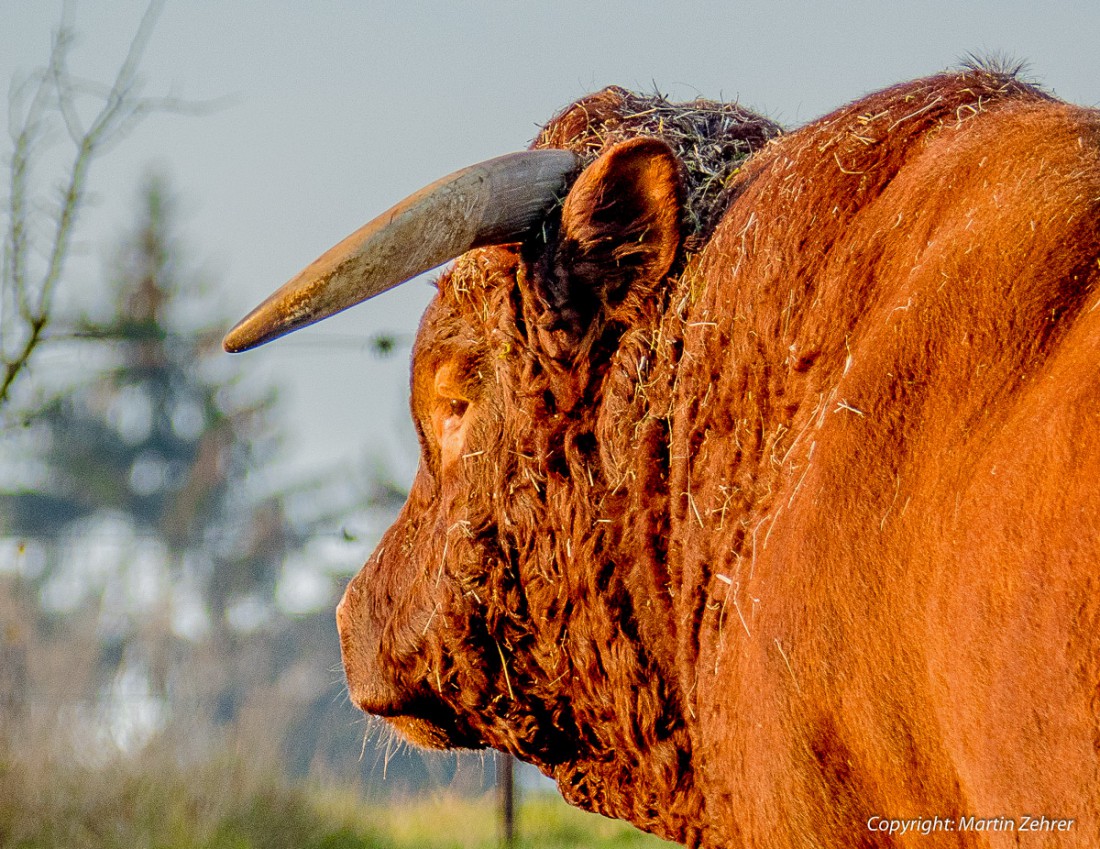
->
[338,68,1100,848]
[533,86,780,240]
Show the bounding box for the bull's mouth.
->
[354,690,484,751]
[387,713,484,750]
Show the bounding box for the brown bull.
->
[226,67,1100,848]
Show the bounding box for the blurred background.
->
[1,2,1098,847]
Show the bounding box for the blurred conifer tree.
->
[0,174,302,732]
[0,174,468,795]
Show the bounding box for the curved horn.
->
[223,149,580,353]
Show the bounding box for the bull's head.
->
[226,136,698,826]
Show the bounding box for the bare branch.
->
[48,24,87,144]
[5,70,53,324]
[0,0,206,411]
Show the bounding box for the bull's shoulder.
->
[666,63,1100,552]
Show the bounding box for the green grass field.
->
[0,740,674,849]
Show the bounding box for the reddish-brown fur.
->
[337,67,1100,847]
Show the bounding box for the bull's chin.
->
[362,691,484,750]
[387,714,485,751]
[346,678,485,750]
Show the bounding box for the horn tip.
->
[222,318,264,353]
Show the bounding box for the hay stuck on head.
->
[534,87,782,240]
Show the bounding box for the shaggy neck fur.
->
[423,248,701,841]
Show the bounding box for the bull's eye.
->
[439,396,468,443]
[431,363,475,470]
[435,394,470,470]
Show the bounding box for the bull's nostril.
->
[335,577,361,639]
[335,594,348,636]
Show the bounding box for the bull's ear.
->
[532,137,683,361]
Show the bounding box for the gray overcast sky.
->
[4,0,1100,490]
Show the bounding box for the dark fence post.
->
[1,623,28,729]
[497,751,516,848]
